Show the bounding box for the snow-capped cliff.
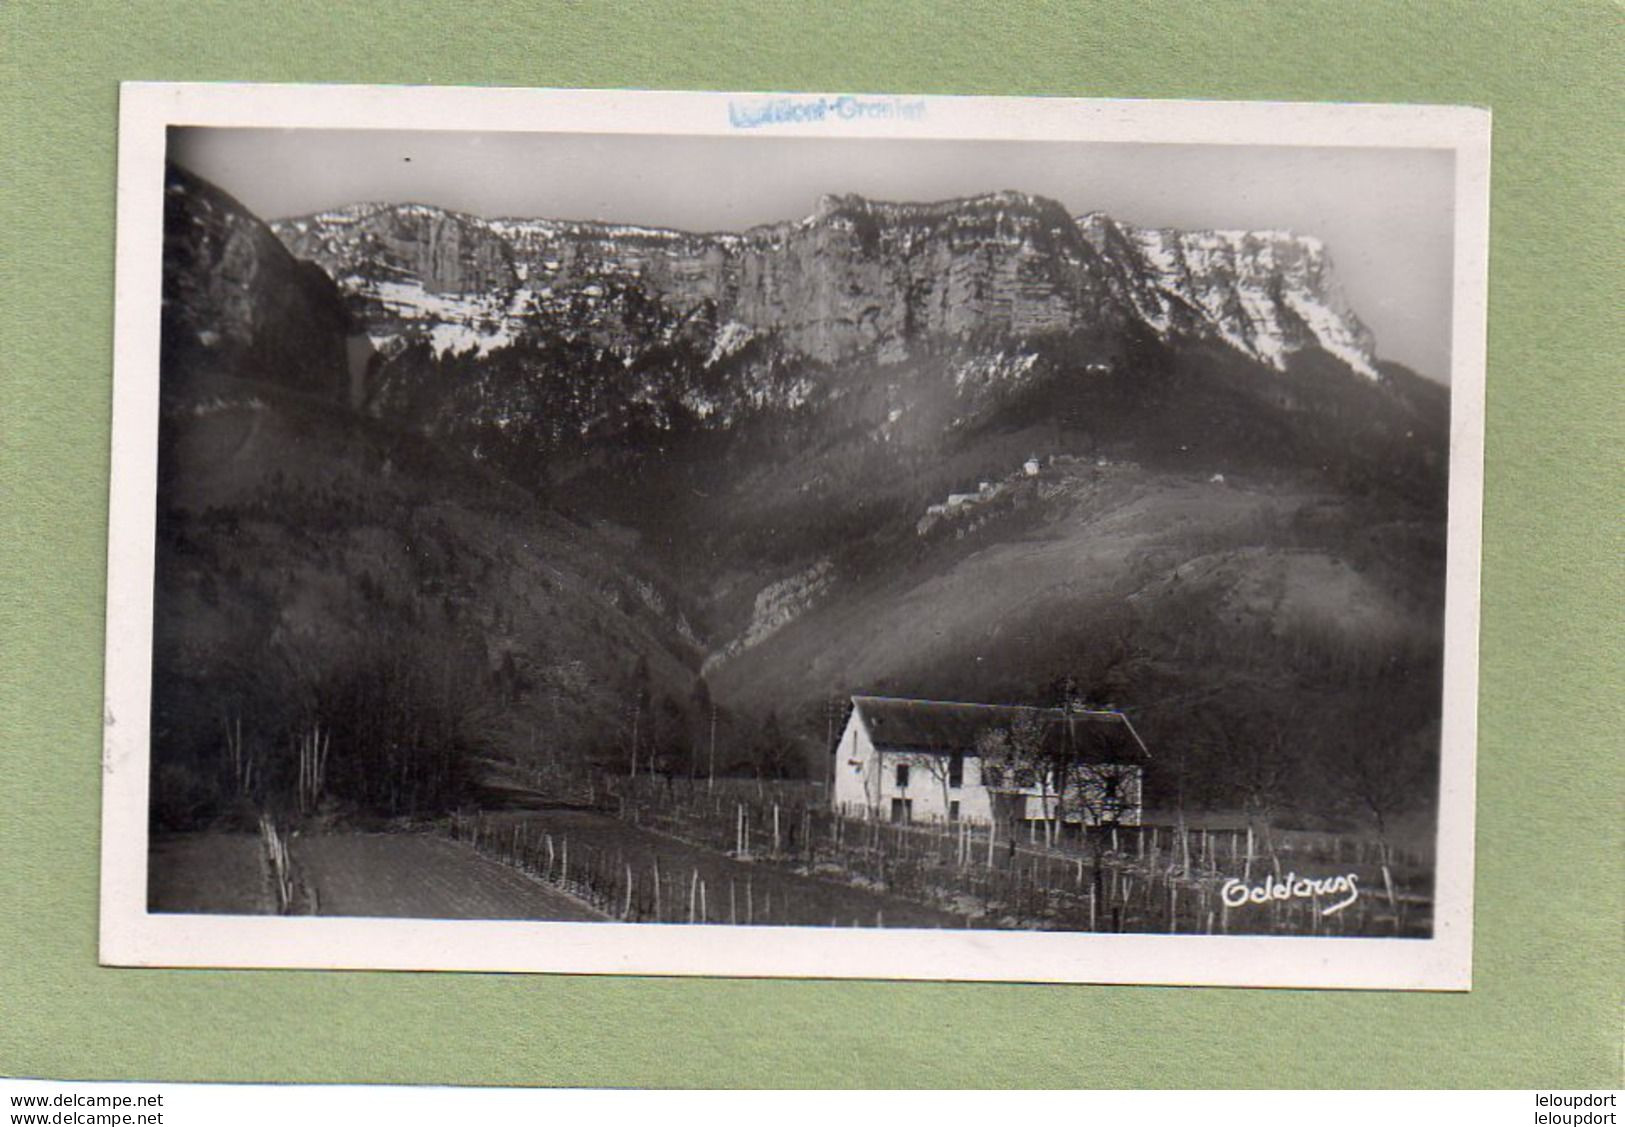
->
[269,191,1382,380]
[1077,212,1379,379]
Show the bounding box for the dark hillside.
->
[151,167,704,829]
[161,162,357,403]
[149,367,705,828]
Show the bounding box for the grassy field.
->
[707,469,1436,721]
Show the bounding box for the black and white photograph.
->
[101,85,1488,986]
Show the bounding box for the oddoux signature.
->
[1221,872,1360,917]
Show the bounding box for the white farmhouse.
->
[831,695,1148,831]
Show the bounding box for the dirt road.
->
[294,833,605,920]
[149,831,605,921]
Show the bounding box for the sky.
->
[171,128,1456,381]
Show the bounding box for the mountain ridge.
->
[266,185,1388,382]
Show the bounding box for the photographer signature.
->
[1221,872,1360,916]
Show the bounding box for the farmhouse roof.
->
[850,695,1149,762]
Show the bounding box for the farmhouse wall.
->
[832,713,873,812]
[831,703,1146,827]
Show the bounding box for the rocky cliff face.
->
[1078,212,1378,378]
[268,189,1381,379]
[719,192,1124,361]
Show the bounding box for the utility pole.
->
[630,702,640,781]
[825,696,836,799]
[1061,678,1077,849]
[708,703,717,793]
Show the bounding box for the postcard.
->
[101,83,1489,987]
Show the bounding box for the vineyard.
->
[448,776,1433,936]
[449,806,966,928]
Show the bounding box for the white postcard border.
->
[101,82,1490,989]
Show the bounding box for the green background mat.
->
[2,0,1619,1089]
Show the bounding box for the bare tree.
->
[1202,700,1300,872]
[1064,761,1138,828]
[974,710,1051,841]
[626,655,651,780]
[294,722,329,815]
[221,711,257,800]
[1328,723,1434,865]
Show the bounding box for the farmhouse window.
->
[895,762,910,788]
[949,800,961,822]
[948,753,963,788]
[890,797,913,825]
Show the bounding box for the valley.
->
[145,156,1451,930]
